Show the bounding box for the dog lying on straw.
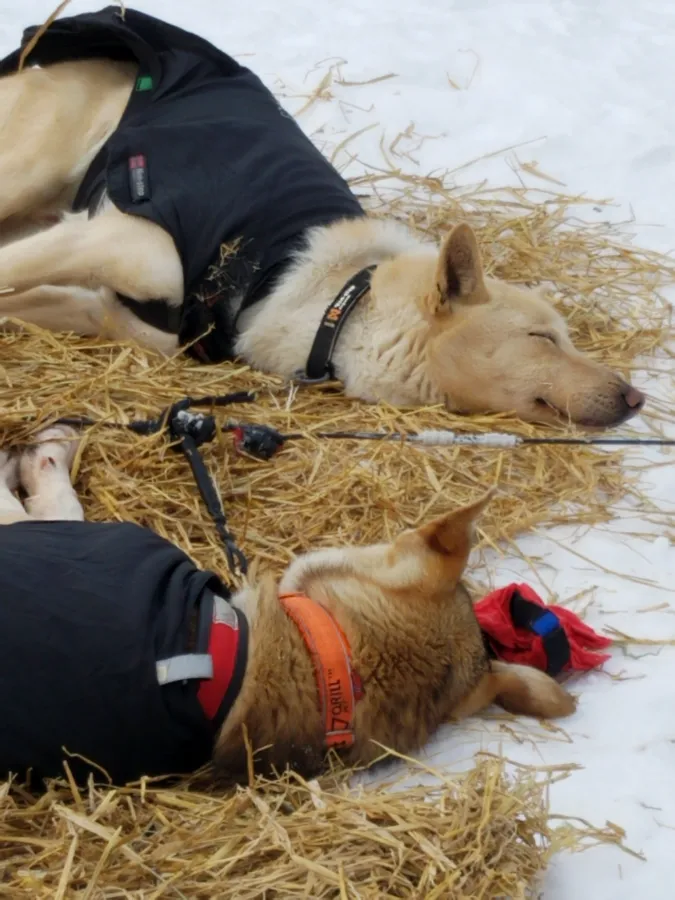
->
[0,6,645,428]
[0,426,574,786]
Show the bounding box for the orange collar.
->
[279,592,363,750]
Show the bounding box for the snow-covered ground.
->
[2,1,674,896]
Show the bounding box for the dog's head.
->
[378,223,645,427]
[277,492,492,766]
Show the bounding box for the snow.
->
[2,0,674,895]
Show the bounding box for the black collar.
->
[295,265,376,384]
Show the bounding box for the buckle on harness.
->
[292,364,336,386]
[230,424,286,460]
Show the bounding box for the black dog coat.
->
[0,7,365,363]
[0,520,247,786]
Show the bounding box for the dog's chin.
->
[531,398,643,430]
[450,398,641,430]
[575,409,643,430]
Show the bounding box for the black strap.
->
[166,401,248,575]
[55,391,255,434]
[54,391,254,577]
[114,295,183,334]
[509,590,571,677]
[297,265,376,384]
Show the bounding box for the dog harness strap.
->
[299,265,377,384]
[509,590,571,677]
[197,598,249,727]
[115,295,184,334]
[155,594,248,731]
[279,592,362,749]
[156,654,213,684]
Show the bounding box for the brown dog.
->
[0,7,644,428]
[215,490,576,777]
[0,428,574,785]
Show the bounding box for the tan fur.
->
[0,58,644,427]
[0,439,576,778]
[450,661,576,720]
[215,492,576,778]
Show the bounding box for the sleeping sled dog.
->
[0,426,574,785]
[0,7,645,428]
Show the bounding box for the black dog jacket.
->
[0,520,247,786]
[0,7,365,363]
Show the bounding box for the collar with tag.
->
[295,265,376,384]
[279,592,363,749]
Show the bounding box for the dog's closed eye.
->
[528,331,558,346]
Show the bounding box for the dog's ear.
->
[417,489,494,557]
[432,224,490,311]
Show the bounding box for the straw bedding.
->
[0,181,672,579]
[0,151,673,895]
[1,759,556,899]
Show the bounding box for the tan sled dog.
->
[0,427,573,785]
[0,7,645,428]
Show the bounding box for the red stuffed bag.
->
[474,583,612,676]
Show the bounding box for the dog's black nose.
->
[621,384,646,412]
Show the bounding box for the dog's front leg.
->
[0,207,183,304]
[0,285,180,354]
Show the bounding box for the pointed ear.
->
[417,489,495,556]
[433,223,489,312]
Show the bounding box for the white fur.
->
[0,450,23,518]
[0,426,84,525]
[236,217,442,406]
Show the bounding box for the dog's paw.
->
[20,425,81,481]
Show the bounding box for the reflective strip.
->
[156,653,213,685]
[213,594,238,629]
